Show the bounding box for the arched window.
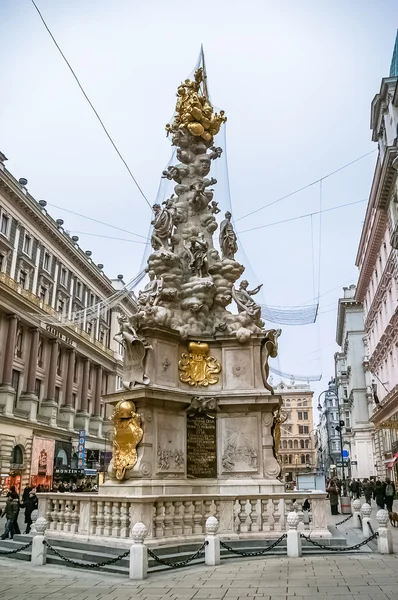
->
[282,440,288,449]
[301,454,306,464]
[11,445,23,465]
[288,455,292,464]
[300,440,305,449]
[305,439,310,449]
[302,400,307,407]
[55,449,68,467]
[306,454,311,464]
[293,440,298,449]
[288,440,293,449]
[284,455,288,464]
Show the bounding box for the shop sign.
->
[54,468,84,475]
[46,325,74,346]
[376,420,398,429]
[78,430,86,469]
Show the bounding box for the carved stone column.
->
[1,314,18,386]
[40,339,59,426]
[0,314,18,415]
[75,358,90,432]
[64,349,75,407]
[94,365,102,416]
[25,328,40,395]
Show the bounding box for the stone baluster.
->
[112,502,121,537]
[214,500,221,522]
[238,499,249,533]
[50,499,58,531]
[203,499,212,521]
[89,501,97,535]
[46,498,54,530]
[172,501,183,536]
[154,501,164,538]
[96,501,104,536]
[57,499,66,531]
[120,502,129,538]
[164,501,173,537]
[71,501,80,534]
[103,501,112,536]
[193,500,203,534]
[295,499,305,532]
[183,501,193,536]
[261,499,271,532]
[284,498,294,521]
[64,505,72,532]
[272,498,281,532]
[249,499,259,532]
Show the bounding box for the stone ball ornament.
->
[205,516,219,535]
[286,512,300,529]
[361,503,372,517]
[35,517,47,534]
[352,499,361,511]
[376,509,390,527]
[131,521,148,543]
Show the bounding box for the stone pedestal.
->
[74,410,90,432]
[18,393,39,421]
[101,328,283,497]
[39,400,58,427]
[0,385,15,416]
[58,405,75,430]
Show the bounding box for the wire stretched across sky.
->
[30,0,151,211]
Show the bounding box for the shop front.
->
[30,437,55,491]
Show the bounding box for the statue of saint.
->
[138,270,163,307]
[188,233,209,278]
[233,280,263,321]
[219,211,238,260]
[150,201,176,251]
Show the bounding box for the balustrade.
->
[37,491,328,542]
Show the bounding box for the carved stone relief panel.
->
[222,347,254,390]
[155,340,178,386]
[156,412,185,474]
[219,415,259,474]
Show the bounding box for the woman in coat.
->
[374,480,385,510]
[23,489,38,534]
[326,481,340,515]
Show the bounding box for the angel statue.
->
[232,280,263,323]
[113,315,151,388]
[271,406,288,461]
[219,211,238,260]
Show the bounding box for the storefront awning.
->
[387,453,398,469]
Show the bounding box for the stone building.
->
[317,379,342,478]
[354,33,398,480]
[273,382,315,481]
[334,285,375,479]
[0,152,134,496]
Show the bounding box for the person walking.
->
[22,489,38,534]
[22,485,32,505]
[363,478,372,504]
[327,481,340,515]
[384,478,396,513]
[0,493,19,540]
[374,480,385,510]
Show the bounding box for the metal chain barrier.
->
[300,531,379,552]
[0,540,32,555]
[368,522,375,535]
[43,540,129,570]
[335,514,352,526]
[358,514,362,528]
[220,533,287,557]
[147,540,208,569]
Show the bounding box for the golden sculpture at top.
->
[272,406,288,458]
[166,68,227,143]
[110,400,143,481]
[179,341,221,387]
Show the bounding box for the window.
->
[0,253,4,272]
[57,298,65,314]
[60,268,67,286]
[90,293,95,306]
[298,411,303,420]
[288,455,292,465]
[345,411,351,428]
[302,400,307,407]
[55,386,61,406]
[35,379,41,399]
[23,234,32,256]
[303,411,308,421]
[76,281,82,299]
[282,440,287,449]
[19,270,27,288]
[37,336,43,367]
[73,393,78,410]
[298,425,303,434]
[99,329,105,345]
[288,440,293,449]
[12,446,23,466]
[43,252,51,272]
[39,286,47,303]
[12,370,20,395]
[304,426,309,434]
[1,213,9,236]
[305,439,310,449]
[15,325,23,358]
[57,349,62,375]
[300,440,305,449]
[301,455,306,464]
[293,440,298,449]
[86,321,93,336]
[306,454,311,464]
[74,359,78,383]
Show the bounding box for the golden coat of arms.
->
[179,341,221,387]
[110,400,143,481]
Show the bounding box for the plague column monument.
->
[103,66,283,495]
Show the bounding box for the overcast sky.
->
[2,0,398,416]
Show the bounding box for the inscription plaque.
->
[187,413,217,478]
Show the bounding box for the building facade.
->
[354,37,398,481]
[273,382,316,481]
[0,152,133,497]
[335,285,375,479]
[318,379,342,478]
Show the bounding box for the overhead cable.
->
[30,0,151,210]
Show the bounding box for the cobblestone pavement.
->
[1,554,398,600]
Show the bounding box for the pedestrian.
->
[22,485,32,505]
[0,493,19,540]
[384,478,396,513]
[350,479,359,499]
[363,478,372,504]
[327,481,340,515]
[374,480,385,510]
[22,488,38,534]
